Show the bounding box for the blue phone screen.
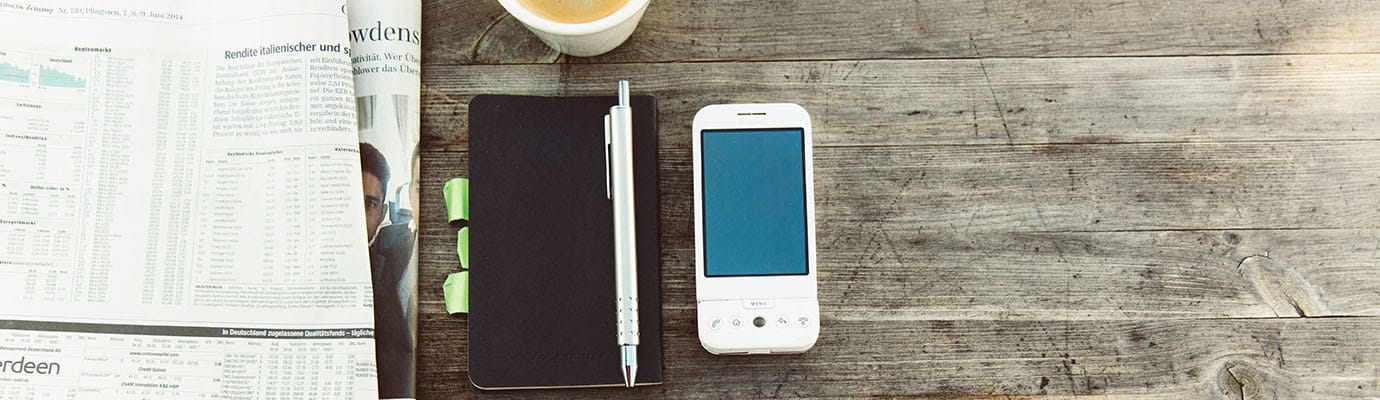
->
[701,128,809,277]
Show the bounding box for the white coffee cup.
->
[496,0,650,57]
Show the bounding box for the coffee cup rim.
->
[497,0,650,35]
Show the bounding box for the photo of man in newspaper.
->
[359,135,418,398]
[347,1,422,395]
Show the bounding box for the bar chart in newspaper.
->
[0,49,88,90]
[0,50,30,85]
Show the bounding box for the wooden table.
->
[414,1,1380,398]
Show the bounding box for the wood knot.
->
[1234,255,1327,318]
[1222,231,1241,246]
[1217,362,1281,400]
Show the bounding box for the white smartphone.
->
[693,103,819,355]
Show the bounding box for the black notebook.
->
[467,95,662,389]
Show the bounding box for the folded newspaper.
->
[0,0,421,398]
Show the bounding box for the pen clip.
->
[604,114,612,200]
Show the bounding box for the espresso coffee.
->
[515,0,629,24]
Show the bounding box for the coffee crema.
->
[515,0,630,24]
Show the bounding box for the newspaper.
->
[0,0,381,397]
[346,0,421,398]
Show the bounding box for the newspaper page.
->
[346,1,420,398]
[0,0,379,398]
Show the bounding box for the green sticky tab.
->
[443,178,469,223]
[443,271,469,314]
[457,227,469,269]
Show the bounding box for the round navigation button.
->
[753,316,765,327]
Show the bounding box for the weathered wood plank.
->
[804,142,1380,231]
[420,229,1380,320]
[420,55,1380,149]
[417,143,1380,320]
[416,313,1380,399]
[423,0,1380,64]
[419,139,1380,234]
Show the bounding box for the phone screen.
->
[701,128,809,277]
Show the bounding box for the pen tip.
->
[623,365,635,387]
[617,81,630,106]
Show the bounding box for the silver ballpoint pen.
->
[606,80,639,388]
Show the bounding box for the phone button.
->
[775,315,789,329]
[796,315,811,328]
[729,316,744,329]
[708,317,723,330]
[742,299,774,309]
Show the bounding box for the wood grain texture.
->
[417,312,1380,399]
[413,1,1380,398]
[418,148,1380,320]
[414,141,1380,235]
[423,0,1380,64]
[415,144,1380,396]
[420,55,1380,149]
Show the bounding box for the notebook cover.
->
[467,95,662,389]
